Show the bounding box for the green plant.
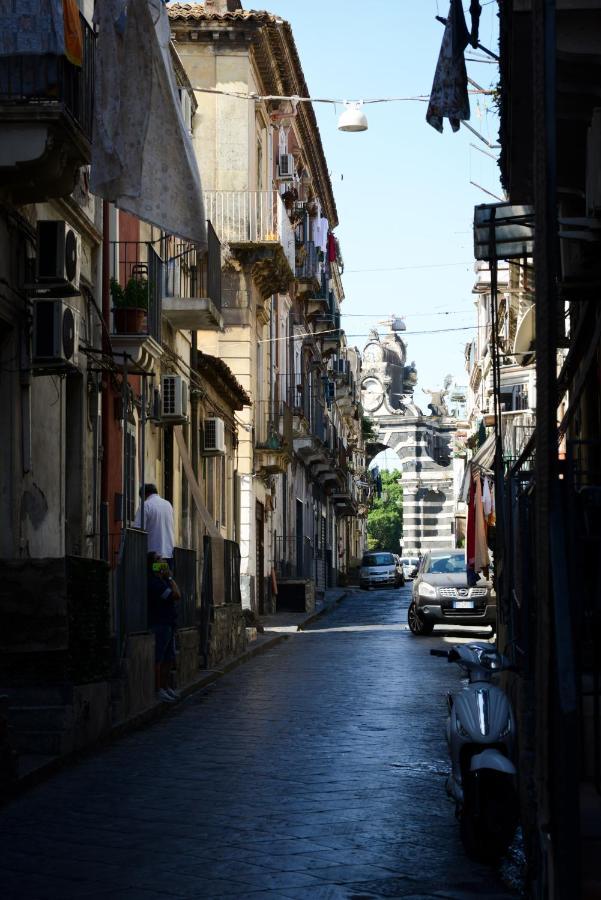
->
[361,415,378,443]
[110,277,149,310]
[367,469,403,551]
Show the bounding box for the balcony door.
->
[256,501,265,613]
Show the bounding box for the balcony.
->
[294,395,332,467]
[0,14,95,203]
[162,222,223,331]
[204,190,295,297]
[502,410,536,468]
[109,241,164,374]
[254,400,293,476]
[331,471,358,517]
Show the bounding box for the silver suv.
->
[408,549,496,635]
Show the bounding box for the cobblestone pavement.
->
[0,587,520,900]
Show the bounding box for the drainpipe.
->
[100,200,110,561]
[191,329,199,542]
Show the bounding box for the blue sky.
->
[266,0,501,420]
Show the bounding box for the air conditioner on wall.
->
[277,153,295,178]
[203,417,226,454]
[36,220,81,292]
[161,375,189,422]
[32,299,79,373]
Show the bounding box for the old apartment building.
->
[0,0,366,773]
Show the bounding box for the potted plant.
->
[111,277,149,333]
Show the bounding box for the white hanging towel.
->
[482,476,492,519]
[91,0,207,248]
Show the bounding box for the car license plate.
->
[453,601,474,609]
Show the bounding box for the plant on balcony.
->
[281,187,298,211]
[110,277,149,334]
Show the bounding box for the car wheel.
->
[408,601,434,636]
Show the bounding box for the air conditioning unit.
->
[33,299,79,372]
[161,375,189,422]
[36,220,81,292]
[203,417,226,454]
[277,153,295,178]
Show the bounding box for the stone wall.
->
[175,627,200,688]
[208,605,247,668]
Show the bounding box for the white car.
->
[400,557,419,580]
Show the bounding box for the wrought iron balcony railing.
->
[0,13,95,141]
[109,241,163,344]
[204,190,296,273]
[164,222,221,310]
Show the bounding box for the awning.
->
[91,0,207,248]
[514,304,535,360]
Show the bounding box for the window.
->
[124,425,136,524]
[362,553,395,567]
[427,553,465,574]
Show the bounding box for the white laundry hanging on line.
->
[91,0,207,248]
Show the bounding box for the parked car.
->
[359,551,402,590]
[408,549,496,635]
[400,556,419,580]
[393,555,406,587]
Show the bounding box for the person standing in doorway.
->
[135,484,175,568]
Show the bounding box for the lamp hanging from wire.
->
[337,101,368,133]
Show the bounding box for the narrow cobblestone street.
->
[0,589,519,900]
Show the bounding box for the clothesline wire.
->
[345,261,473,273]
[337,309,474,318]
[188,87,493,103]
[258,324,490,345]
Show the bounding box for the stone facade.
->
[361,327,458,555]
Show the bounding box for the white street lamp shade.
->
[338,103,368,133]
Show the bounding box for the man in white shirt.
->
[134,484,175,564]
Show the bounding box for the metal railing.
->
[223,540,242,605]
[0,13,95,140]
[114,528,148,649]
[173,547,197,628]
[502,411,536,468]
[271,375,328,443]
[256,399,293,450]
[204,190,296,272]
[109,241,163,343]
[296,240,320,280]
[274,536,315,580]
[164,222,221,310]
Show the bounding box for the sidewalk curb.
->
[5,632,288,804]
[297,591,348,631]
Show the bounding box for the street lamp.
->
[338,101,368,133]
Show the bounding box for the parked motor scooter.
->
[430,643,518,862]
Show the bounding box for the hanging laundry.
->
[426,0,470,133]
[0,0,64,57]
[466,475,476,572]
[327,231,337,263]
[469,1,482,48]
[482,476,492,519]
[474,473,490,573]
[63,0,82,66]
[91,0,207,248]
[487,476,496,527]
[0,0,82,63]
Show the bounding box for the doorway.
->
[255,501,265,613]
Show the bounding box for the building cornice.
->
[168,5,339,228]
